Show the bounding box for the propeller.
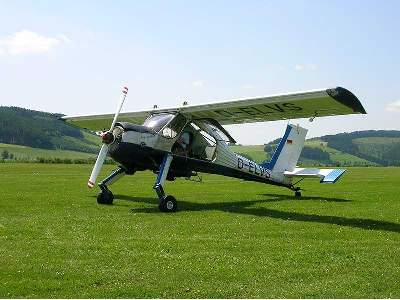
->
[87,86,128,188]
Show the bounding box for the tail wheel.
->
[159,195,177,212]
[295,190,301,198]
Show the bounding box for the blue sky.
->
[0,0,399,144]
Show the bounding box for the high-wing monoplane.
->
[62,86,366,212]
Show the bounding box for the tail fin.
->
[262,124,308,173]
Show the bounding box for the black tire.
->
[159,195,177,212]
[295,190,301,198]
[97,189,114,205]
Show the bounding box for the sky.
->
[0,0,399,144]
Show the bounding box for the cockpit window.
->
[161,114,187,138]
[143,113,174,132]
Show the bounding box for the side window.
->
[161,114,187,139]
[188,121,217,161]
[199,130,217,160]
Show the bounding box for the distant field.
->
[353,137,400,144]
[0,143,96,160]
[229,144,268,163]
[232,142,376,166]
[1,164,399,298]
[305,139,374,165]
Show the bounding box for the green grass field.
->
[1,164,399,298]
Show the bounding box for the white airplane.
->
[62,86,366,212]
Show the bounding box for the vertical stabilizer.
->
[262,124,308,173]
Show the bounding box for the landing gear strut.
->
[97,166,126,205]
[154,153,177,212]
[290,179,303,198]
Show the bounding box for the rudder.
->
[262,124,308,173]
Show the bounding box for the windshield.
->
[143,113,175,132]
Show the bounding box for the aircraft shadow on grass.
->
[110,193,400,234]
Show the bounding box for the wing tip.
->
[326,87,367,114]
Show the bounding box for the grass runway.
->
[0,164,399,298]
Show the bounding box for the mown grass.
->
[0,164,399,298]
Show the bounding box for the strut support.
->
[153,153,173,201]
[98,166,126,190]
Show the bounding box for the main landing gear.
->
[154,153,178,212]
[96,156,178,212]
[96,166,126,205]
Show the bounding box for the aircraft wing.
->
[62,87,366,130]
[182,87,366,125]
[62,109,169,131]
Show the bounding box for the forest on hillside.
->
[0,106,98,153]
[264,131,400,166]
[1,106,400,166]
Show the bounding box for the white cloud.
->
[294,64,318,71]
[58,34,72,44]
[0,30,68,55]
[192,80,204,87]
[294,64,305,71]
[386,100,400,112]
[242,84,254,89]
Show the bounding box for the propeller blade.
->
[87,86,129,188]
[88,144,109,188]
[109,86,128,131]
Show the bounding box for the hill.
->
[234,130,400,167]
[319,131,400,166]
[0,106,99,154]
[1,106,399,166]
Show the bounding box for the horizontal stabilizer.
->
[284,168,346,184]
[321,169,346,183]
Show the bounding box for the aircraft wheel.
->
[295,190,301,198]
[97,189,114,205]
[159,195,177,212]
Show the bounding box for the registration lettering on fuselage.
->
[237,157,271,178]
